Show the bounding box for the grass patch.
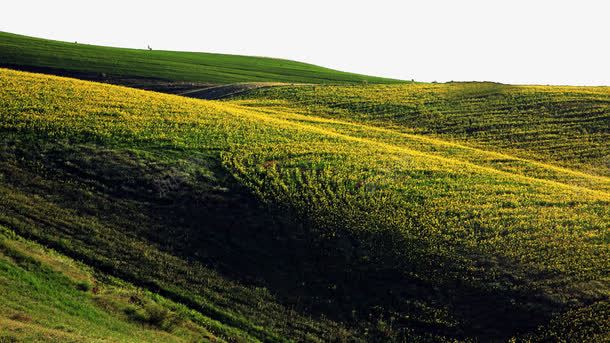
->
[0,225,218,342]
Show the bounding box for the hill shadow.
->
[0,137,564,341]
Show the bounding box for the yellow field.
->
[0,68,608,341]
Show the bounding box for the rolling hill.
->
[0,67,608,342]
[0,31,403,86]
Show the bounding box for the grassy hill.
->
[0,68,608,341]
[0,31,403,85]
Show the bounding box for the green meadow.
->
[0,31,401,84]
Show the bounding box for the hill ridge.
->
[0,31,404,85]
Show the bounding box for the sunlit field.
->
[0,68,608,341]
[236,83,610,176]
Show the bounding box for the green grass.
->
[0,68,608,342]
[0,31,403,85]
[0,225,219,342]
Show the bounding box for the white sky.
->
[1,0,609,85]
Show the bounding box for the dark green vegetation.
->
[0,31,402,85]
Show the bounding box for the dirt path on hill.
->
[1,64,298,100]
[177,82,292,100]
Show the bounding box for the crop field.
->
[0,31,402,85]
[0,68,608,341]
[235,83,610,177]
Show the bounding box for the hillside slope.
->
[0,69,608,341]
[0,31,403,85]
[235,82,610,177]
